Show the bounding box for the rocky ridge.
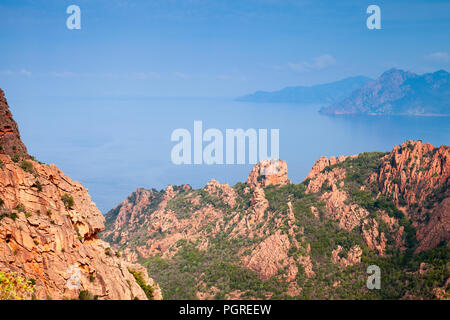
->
[104,141,449,300]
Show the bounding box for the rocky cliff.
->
[103,141,449,300]
[374,141,449,252]
[0,89,28,157]
[0,89,161,300]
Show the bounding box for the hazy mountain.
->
[320,69,450,115]
[237,76,373,104]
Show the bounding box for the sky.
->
[0,0,449,212]
[1,0,449,98]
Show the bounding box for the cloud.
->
[20,69,32,76]
[216,74,247,81]
[129,72,160,80]
[51,71,160,80]
[1,69,31,76]
[1,70,14,75]
[288,54,336,73]
[52,71,75,78]
[174,72,191,79]
[426,52,449,62]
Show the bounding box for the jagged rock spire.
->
[247,159,291,188]
[0,89,28,157]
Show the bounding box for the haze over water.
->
[11,95,450,212]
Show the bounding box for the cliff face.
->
[103,141,449,300]
[0,89,161,300]
[373,141,449,252]
[247,159,291,188]
[0,89,28,157]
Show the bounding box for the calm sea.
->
[11,96,450,212]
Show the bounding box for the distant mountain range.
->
[238,69,450,116]
[320,69,450,116]
[236,76,372,104]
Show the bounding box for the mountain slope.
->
[103,143,449,300]
[0,89,162,300]
[236,76,372,104]
[320,69,450,115]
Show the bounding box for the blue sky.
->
[0,0,449,212]
[1,0,449,98]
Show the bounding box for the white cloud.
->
[51,71,160,80]
[174,72,191,79]
[19,69,31,77]
[288,54,336,73]
[1,69,31,76]
[129,72,160,80]
[1,70,14,75]
[52,71,75,78]
[426,52,449,62]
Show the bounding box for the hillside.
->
[236,76,372,104]
[320,69,450,115]
[0,89,162,300]
[103,142,449,300]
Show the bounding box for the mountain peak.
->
[247,159,291,188]
[0,89,28,157]
[320,69,449,115]
[379,68,415,81]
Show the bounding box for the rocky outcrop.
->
[205,179,237,208]
[0,89,159,300]
[242,232,291,280]
[375,141,449,208]
[0,89,28,157]
[126,262,163,300]
[247,159,291,188]
[361,218,387,255]
[331,245,362,268]
[305,155,351,181]
[0,154,159,299]
[374,140,449,252]
[306,155,369,231]
[104,141,449,300]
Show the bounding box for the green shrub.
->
[129,269,154,300]
[61,193,74,210]
[11,153,21,163]
[78,290,98,300]
[32,181,42,192]
[20,161,34,173]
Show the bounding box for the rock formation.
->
[373,140,449,252]
[0,89,28,157]
[247,159,291,188]
[104,142,449,300]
